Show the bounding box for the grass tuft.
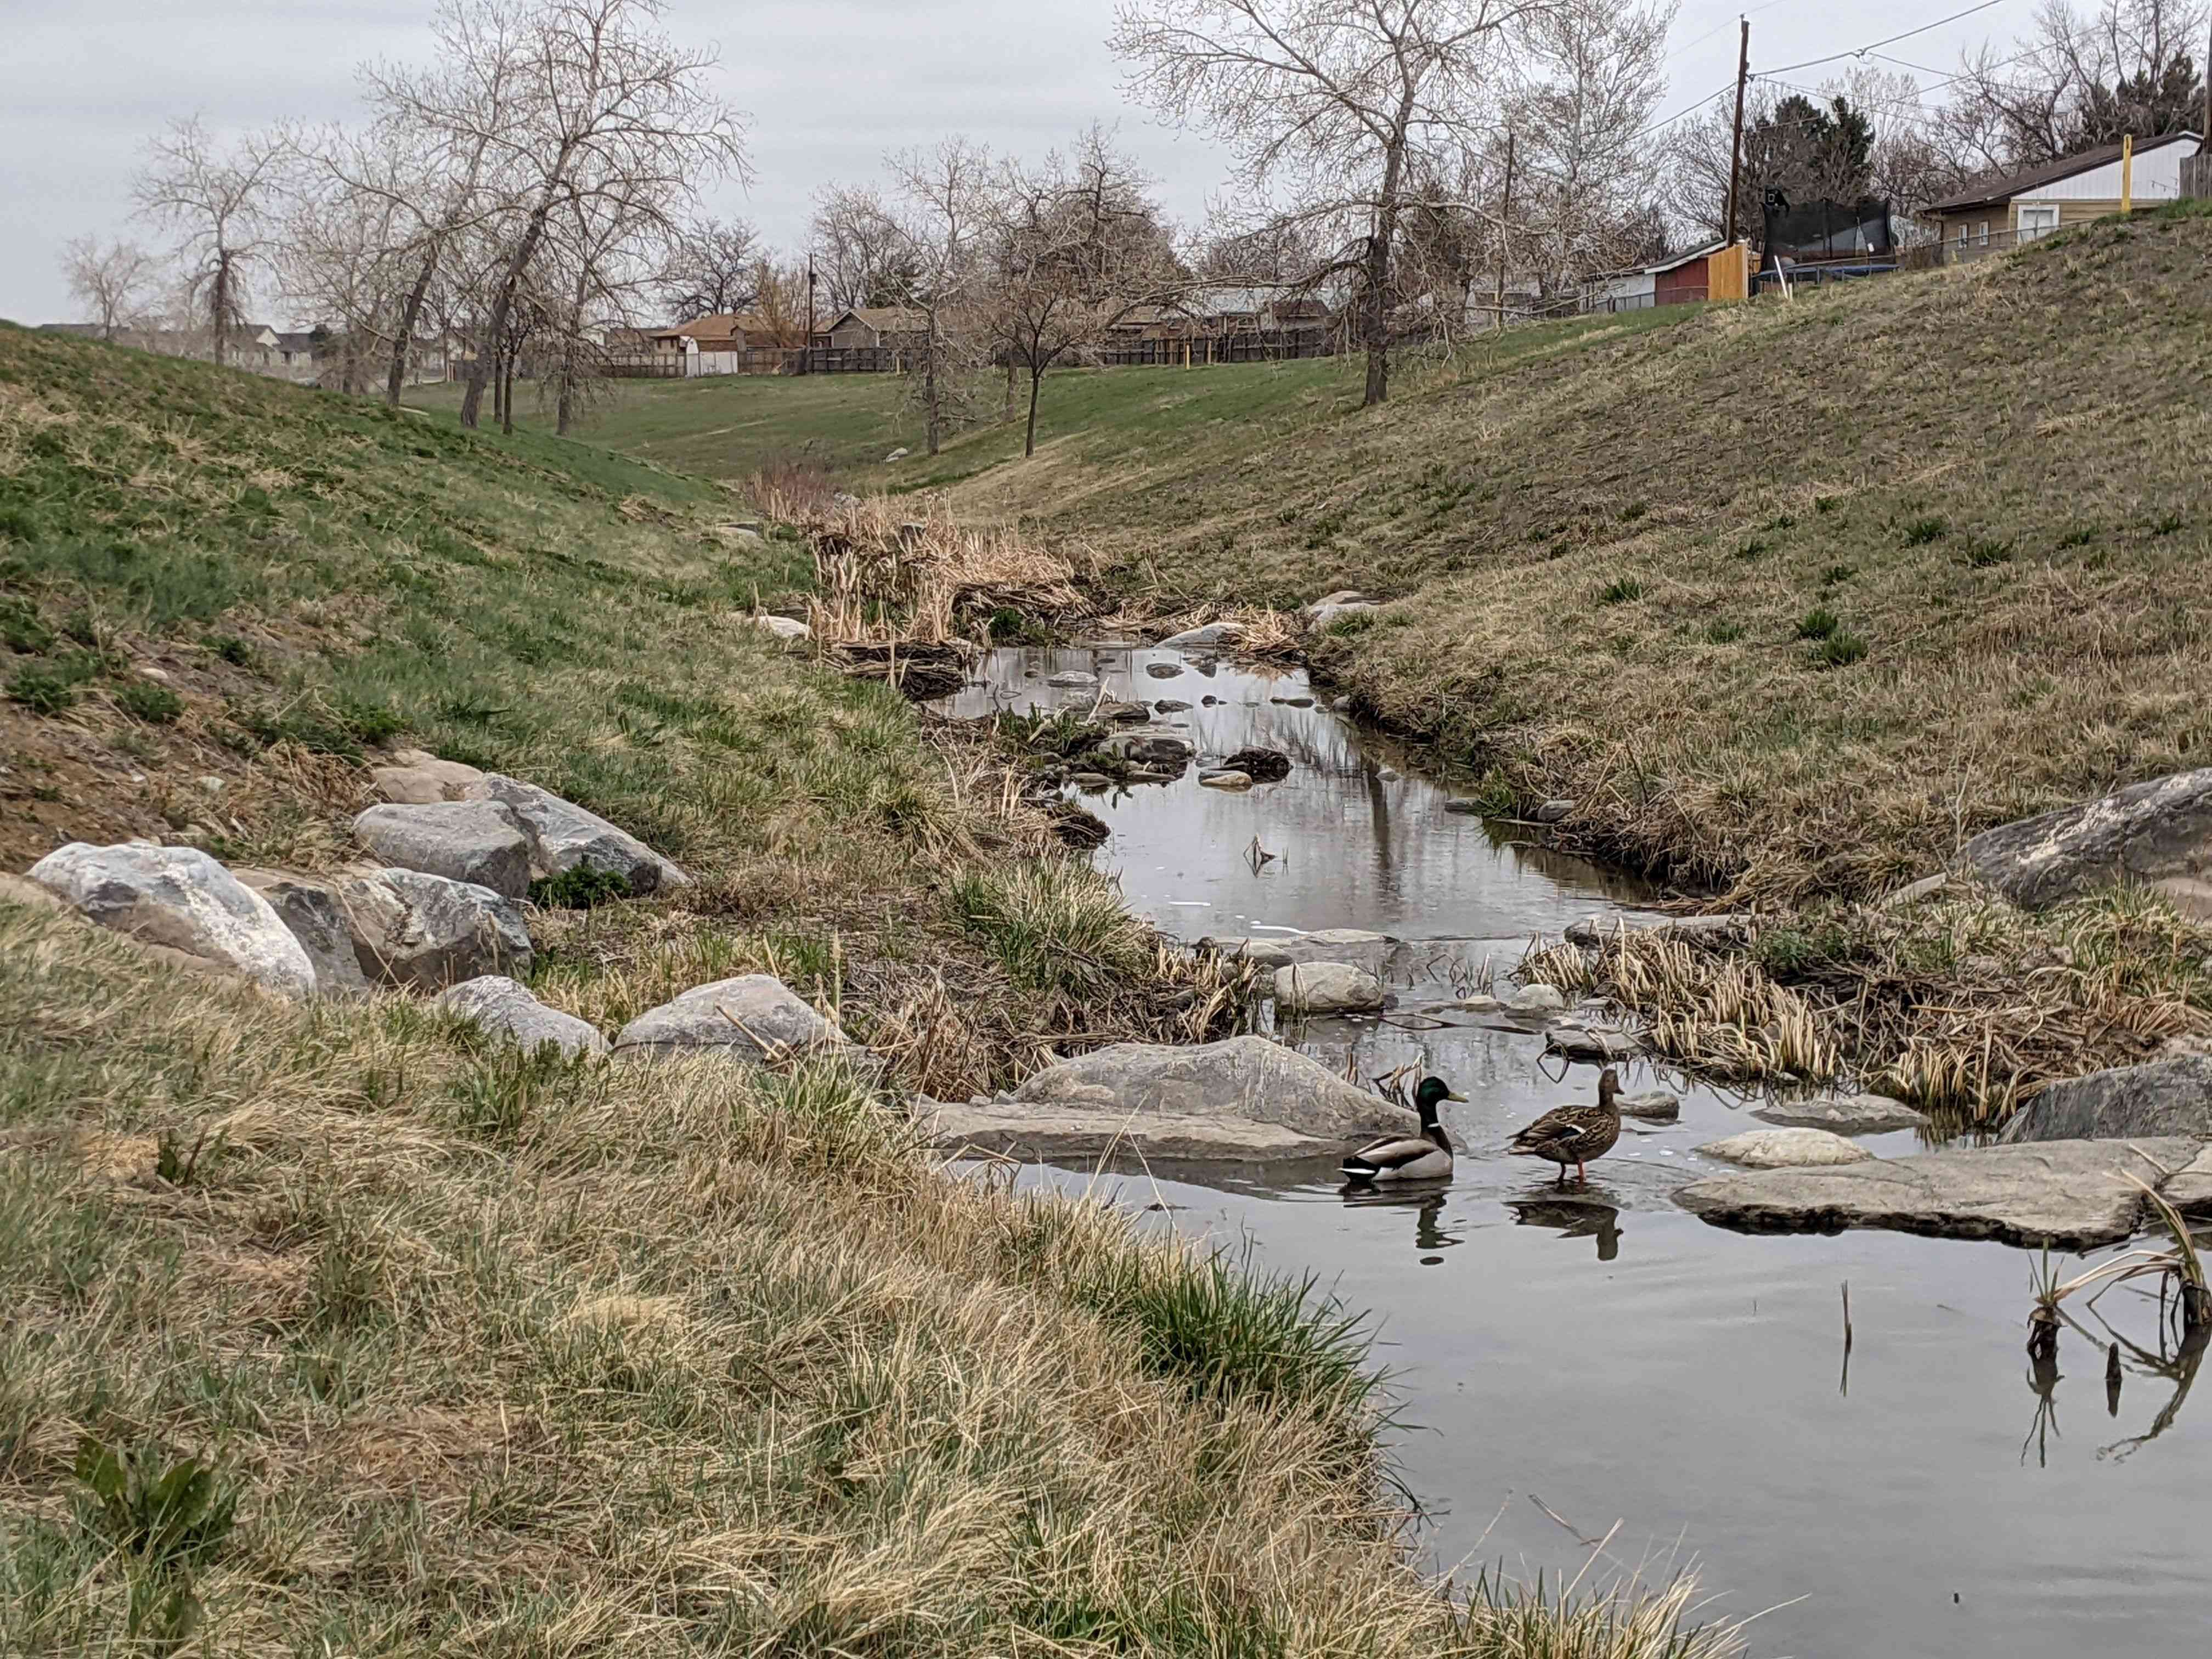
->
[1598,578,1646,605]
[1794,607,1839,641]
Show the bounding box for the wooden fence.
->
[1093,329,1336,366]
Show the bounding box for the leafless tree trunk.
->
[1112,0,1545,407]
[133,117,292,368]
[889,136,992,456]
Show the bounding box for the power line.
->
[1759,0,2013,78]
[1629,81,1737,142]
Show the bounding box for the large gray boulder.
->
[1997,1056,2212,1143]
[353,802,531,900]
[1960,768,2212,908]
[1006,1035,1415,1149]
[370,749,488,805]
[340,868,533,989]
[439,975,607,1059]
[1677,1138,2200,1248]
[232,867,373,998]
[1565,912,1751,948]
[1754,1092,1929,1133]
[467,774,690,895]
[1272,960,1386,1013]
[1545,1021,1641,1062]
[614,975,852,1067]
[29,843,316,998]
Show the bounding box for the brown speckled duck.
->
[1508,1067,1624,1183]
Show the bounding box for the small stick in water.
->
[2106,1340,2123,1418]
[1839,1280,1854,1396]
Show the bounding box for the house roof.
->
[1928,131,2202,213]
[274,331,318,354]
[653,312,749,341]
[830,306,928,332]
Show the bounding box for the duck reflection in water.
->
[1338,1187,1463,1263]
[1508,1194,1624,1262]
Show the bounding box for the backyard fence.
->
[1093,329,1336,367]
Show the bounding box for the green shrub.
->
[1597,577,1645,605]
[200,634,255,667]
[72,1437,238,1572]
[1820,564,1855,585]
[1814,631,1869,667]
[1901,516,1949,546]
[1323,608,1376,636]
[0,596,53,653]
[114,679,184,724]
[2056,526,2096,549]
[529,865,635,909]
[1735,538,1767,560]
[1795,607,1840,640]
[1705,620,1746,644]
[8,665,78,715]
[1618,501,1647,522]
[1962,538,2015,568]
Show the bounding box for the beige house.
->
[819,307,929,351]
[1926,132,2203,249]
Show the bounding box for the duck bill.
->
[1443,1091,1469,1103]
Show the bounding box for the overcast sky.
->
[1,0,2024,326]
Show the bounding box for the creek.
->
[940,643,2210,1659]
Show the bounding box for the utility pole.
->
[804,256,816,375]
[1494,131,1515,332]
[1724,16,1751,246]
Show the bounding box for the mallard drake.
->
[1508,1066,1624,1183]
[1342,1076,1464,1182]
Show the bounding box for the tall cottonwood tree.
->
[653,216,760,319]
[1113,0,1550,405]
[404,0,746,428]
[133,116,293,366]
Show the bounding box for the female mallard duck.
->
[1508,1066,1624,1183]
[1342,1076,1465,1182]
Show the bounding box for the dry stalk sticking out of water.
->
[1522,929,1840,1085]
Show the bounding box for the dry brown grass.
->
[1525,883,2210,1120]
[0,901,1741,1658]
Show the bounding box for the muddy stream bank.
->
[936,643,2208,1659]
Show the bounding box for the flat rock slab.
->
[1009,1035,1415,1145]
[29,842,316,998]
[439,975,607,1059]
[469,774,690,894]
[1206,929,1396,969]
[1545,1021,1641,1062]
[920,1101,1332,1163]
[354,802,531,900]
[1754,1093,1929,1133]
[1155,623,1243,650]
[1565,912,1751,948]
[1272,960,1386,1013]
[1617,1089,1681,1122]
[2162,1145,2212,1216]
[614,974,852,1068]
[1999,1056,2212,1143]
[1198,770,1252,790]
[373,749,489,805]
[1961,766,2212,908]
[1699,1128,1871,1169]
[1677,1138,2204,1248]
[1506,983,1567,1014]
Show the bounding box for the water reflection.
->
[1509,1194,1625,1262]
[1339,1186,1463,1263]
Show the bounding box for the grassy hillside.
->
[6,325,1602,1656]
[945,206,2212,907]
[403,308,1691,501]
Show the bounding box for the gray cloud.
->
[3,0,1991,325]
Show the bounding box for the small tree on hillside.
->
[58,238,165,343]
[889,135,993,456]
[133,116,293,366]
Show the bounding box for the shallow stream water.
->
[941,645,2210,1659]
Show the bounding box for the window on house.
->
[2017,205,2059,240]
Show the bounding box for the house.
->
[648,312,749,354]
[1926,132,2202,248]
[1587,240,1730,312]
[819,307,929,351]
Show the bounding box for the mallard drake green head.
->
[1414,1076,1468,1123]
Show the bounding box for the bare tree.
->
[404,0,748,428]
[1113,0,1549,406]
[653,216,759,319]
[58,238,164,342]
[985,134,1186,457]
[742,258,812,346]
[889,136,993,455]
[1938,0,2207,173]
[133,116,293,366]
[809,183,916,311]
